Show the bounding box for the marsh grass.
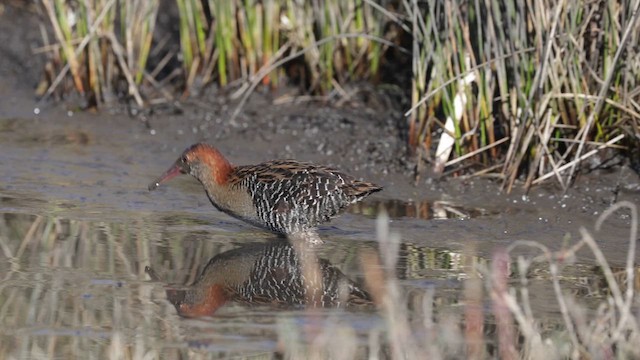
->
[37,0,640,188]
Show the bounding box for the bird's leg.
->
[287,230,324,245]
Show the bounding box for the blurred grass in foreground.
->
[37,0,640,189]
[279,203,640,359]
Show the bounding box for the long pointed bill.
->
[148,162,184,191]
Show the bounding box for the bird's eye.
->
[181,155,188,163]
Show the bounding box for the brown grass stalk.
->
[532,134,625,184]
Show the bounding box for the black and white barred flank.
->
[230,160,382,235]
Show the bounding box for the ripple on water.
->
[349,198,501,220]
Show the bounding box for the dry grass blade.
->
[532,134,625,184]
[593,201,639,341]
[552,93,640,120]
[372,209,421,359]
[490,249,518,359]
[445,137,509,167]
[105,32,144,107]
[434,72,476,173]
[497,201,640,357]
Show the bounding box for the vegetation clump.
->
[38,0,640,189]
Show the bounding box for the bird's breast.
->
[205,185,257,220]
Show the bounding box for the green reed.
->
[173,0,383,92]
[295,0,382,93]
[175,0,207,87]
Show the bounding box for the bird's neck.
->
[194,160,235,202]
[200,148,234,185]
[200,175,243,213]
[198,167,257,220]
[213,161,233,185]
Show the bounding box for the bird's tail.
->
[346,181,382,201]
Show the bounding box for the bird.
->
[148,241,373,317]
[148,143,382,243]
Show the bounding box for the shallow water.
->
[1,114,639,358]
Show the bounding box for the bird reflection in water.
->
[146,241,372,317]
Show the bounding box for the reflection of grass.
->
[0,201,638,358]
[0,214,229,358]
[349,198,493,220]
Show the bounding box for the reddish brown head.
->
[148,143,233,191]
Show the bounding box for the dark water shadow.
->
[350,199,497,220]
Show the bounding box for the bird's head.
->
[148,143,232,191]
